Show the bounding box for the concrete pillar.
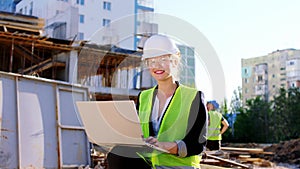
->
[68,50,78,83]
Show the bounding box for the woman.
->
[137,34,208,169]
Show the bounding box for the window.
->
[280,67,286,70]
[78,32,84,40]
[79,14,85,23]
[178,46,185,54]
[257,75,263,82]
[257,86,262,90]
[272,74,275,78]
[289,61,295,65]
[77,0,84,5]
[24,6,27,14]
[103,1,111,10]
[244,78,248,83]
[102,18,111,27]
[187,48,194,56]
[29,2,33,15]
[53,22,66,39]
[187,58,194,66]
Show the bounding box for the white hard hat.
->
[142,34,179,59]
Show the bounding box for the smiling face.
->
[144,54,179,82]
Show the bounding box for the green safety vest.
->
[207,110,222,140]
[139,85,201,168]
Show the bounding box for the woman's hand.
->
[145,136,178,155]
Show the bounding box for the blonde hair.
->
[170,53,181,81]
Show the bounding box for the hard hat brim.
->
[142,49,175,59]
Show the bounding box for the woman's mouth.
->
[154,70,165,74]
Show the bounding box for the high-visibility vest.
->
[139,85,200,168]
[207,110,222,140]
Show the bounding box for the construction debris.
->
[204,153,251,168]
[88,142,300,169]
[200,139,300,169]
[264,138,300,166]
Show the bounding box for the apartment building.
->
[15,0,156,50]
[0,0,21,12]
[241,48,300,102]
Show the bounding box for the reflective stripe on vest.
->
[207,110,222,140]
[139,85,200,167]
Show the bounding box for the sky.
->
[154,0,300,103]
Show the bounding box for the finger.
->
[154,142,160,147]
[145,137,157,144]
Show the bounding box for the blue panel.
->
[0,75,18,169]
[18,78,58,168]
[0,72,90,168]
[61,130,90,165]
[59,90,85,126]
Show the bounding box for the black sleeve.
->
[182,91,208,156]
[136,92,141,112]
[136,91,155,136]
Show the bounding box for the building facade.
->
[15,0,155,50]
[13,0,196,89]
[178,44,196,87]
[0,0,21,13]
[241,48,300,103]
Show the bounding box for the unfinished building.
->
[0,11,146,168]
[0,11,147,101]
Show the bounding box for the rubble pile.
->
[264,138,300,166]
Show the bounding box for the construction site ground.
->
[90,138,300,169]
[201,138,300,169]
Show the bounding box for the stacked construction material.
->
[202,147,275,168]
[0,11,44,35]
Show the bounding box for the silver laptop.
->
[76,100,170,153]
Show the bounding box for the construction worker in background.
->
[206,100,229,151]
[137,34,208,169]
